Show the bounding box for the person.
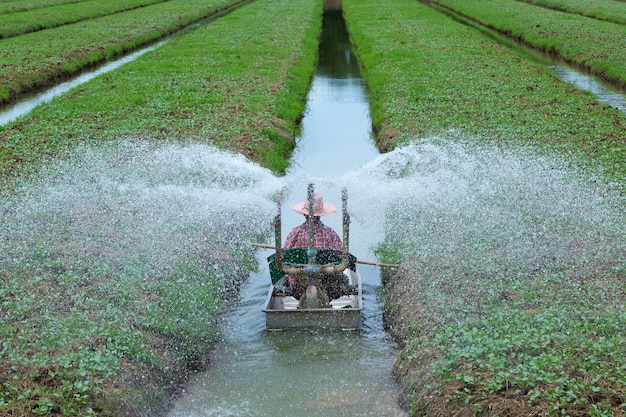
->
[284,192,347,300]
[284,192,343,251]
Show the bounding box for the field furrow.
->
[0,0,169,39]
[0,0,239,106]
[516,0,626,25]
[0,0,82,15]
[431,0,626,88]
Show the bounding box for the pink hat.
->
[290,193,337,216]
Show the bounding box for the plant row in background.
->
[0,0,83,15]
[343,0,626,415]
[0,0,322,414]
[516,0,626,25]
[0,0,169,39]
[0,0,238,105]
[430,0,626,88]
[0,0,321,183]
[343,0,626,194]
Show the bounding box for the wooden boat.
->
[262,185,363,331]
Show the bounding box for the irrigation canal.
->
[0,3,625,417]
[165,8,406,416]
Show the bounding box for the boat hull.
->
[263,270,363,331]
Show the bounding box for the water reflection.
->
[317,8,360,79]
[0,43,163,126]
[288,9,378,178]
[289,76,377,177]
[549,65,626,113]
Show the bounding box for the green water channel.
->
[166,8,407,417]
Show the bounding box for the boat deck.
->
[263,270,363,331]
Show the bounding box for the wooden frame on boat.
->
[262,184,363,330]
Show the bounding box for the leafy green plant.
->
[516,0,626,26]
[430,0,626,88]
[0,0,238,106]
[0,0,169,39]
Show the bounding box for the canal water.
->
[166,8,407,417]
[0,43,162,126]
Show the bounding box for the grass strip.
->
[0,0,320,180]
[343,0,626,192]
[0,0,169,39]
[516,0,626,25]
[0,0,239,106]
[0,0,321,414]
[0,0,82,15]
[431,0,626,89]
[343,0,626,414]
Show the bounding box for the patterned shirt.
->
[284,217,343,250]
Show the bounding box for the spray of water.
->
[362,137,625,414]
[0,140,291,415]
[3,135,622,332]
[1,134,623,415]
[369,137,624,280]
[1,141,284,277]
[354,137,624,329]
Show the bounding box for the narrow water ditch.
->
[0,43,164,126]
[430,3,626,115]
[165,8,407,416]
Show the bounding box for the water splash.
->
[1,141,284,281]
[4,134,609,291]
[2,134,623,416]
[365,137,624,279]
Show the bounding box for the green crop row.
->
[0,0,239,106]
[0,0,320,180]
[343,0,626,414]
[343,0,626,191]
[0,0,168,39]
[0,0,82,15]
[431,0,626,89]
[516,0,626,25]
[0,0,322,414]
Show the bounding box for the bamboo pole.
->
[231,241,399,268]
